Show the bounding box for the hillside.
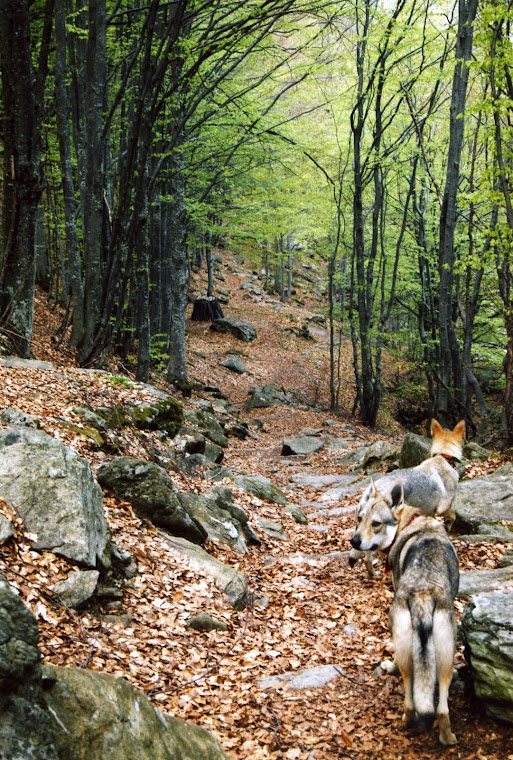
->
[0,250,512,760]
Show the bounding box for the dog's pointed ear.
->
[390,481,404,510]
[361,482,373,503]
[370,479,379,498]
[431,418,444,437]
[454,420,466,438]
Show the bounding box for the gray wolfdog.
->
[349,419,465,577]
[351,482,459,745]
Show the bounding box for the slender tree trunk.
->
[0,0,52,356]
[436,0,479,424]
[79,0,106,361]
[55,0,85,347]
[206,231,214,298]
[167,149,188,384]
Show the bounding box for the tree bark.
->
[55,0,85,347]
[0,0,52,356]
[167,149,189,384]
[79,0,106,361]
[436,0,479,424]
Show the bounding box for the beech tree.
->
[0,0,53,356]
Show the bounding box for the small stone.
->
[185,612,229,632]
[52,570,100,608]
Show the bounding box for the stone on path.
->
[281,436,324,456]
[210,317,256,342]
[160,533,250,610]
[453,474,513,533]
[233,474,287,504]
[52,570,100,609]
[258,664,345,691]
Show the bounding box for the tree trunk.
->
[55,0,85,347]
[79,0,106,361]
[0,0,51,356]
[436,0,479,424]
[167,150,188,384]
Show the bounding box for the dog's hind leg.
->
[434,611,457,745]
[390,606,415,728]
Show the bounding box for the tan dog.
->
[351,482,459,746]
[349,419,465,577]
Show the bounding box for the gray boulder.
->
[458,566,513,598]
[453,473,513,534]
[97,457,207,545]
[335,446,368,469]
[210,317,256,342]
[362,440,400,470]
[0,576,58,760]
[0,356,53,370]
[0,406,40,429]
[183,409,228,447]
[281,436,324,456]
[0,514,14,544]
[233,474,288,504]
[460,589,513,724]
[284,505,308,524]
[245,386,277,411]
[73,406,108,431]
[0,427,110,569]
[398,432,430,468]
[42,664,231,760]
[244,384,301,412]
[219,355,246,374]
[52,570,100,609]
[97,396,184,438]
[256,517,288,540]
[463,441,491,461]
[178,486,260,554]
[186,612,229,632]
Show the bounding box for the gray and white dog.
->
[349,419,464,577]
[350,482,459,746]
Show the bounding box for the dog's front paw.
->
[380,659,399,675]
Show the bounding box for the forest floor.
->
[0,251,512,760]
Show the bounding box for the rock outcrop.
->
[0,575,59,760]
[460,589,513,724]
[210,317,257,342]
[42,665,231,760]
[0,427,110,569]
[97,457,207,545]
[453,472,513,534]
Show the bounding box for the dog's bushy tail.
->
[409,593,437,727]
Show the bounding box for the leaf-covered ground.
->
[0,257,512,760]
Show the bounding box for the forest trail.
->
[0,254,511,760]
